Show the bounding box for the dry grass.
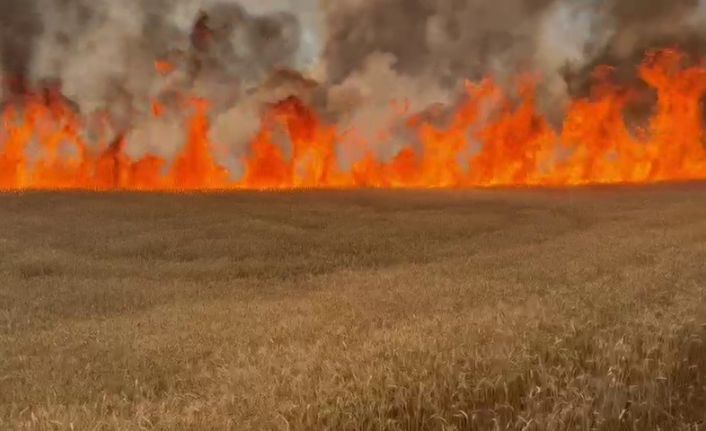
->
[1,186,705,430]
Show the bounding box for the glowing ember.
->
[154,61,175,77]
[2,49,706,191]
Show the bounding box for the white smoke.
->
[4,0,706,175]
[533,0,615,119]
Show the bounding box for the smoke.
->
[4,0,706,111]
[319,0,560,163]
[0,0,43,96]
[3,0,706,170]
[28,0,305,110]
[0,0,313,162]
[322,0,556,87]
[315,0,706,142]
[322,0,706,103]
[560,0,705,95]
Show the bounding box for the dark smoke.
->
[0,0,43,95]
[565,0,704,97]
[0,0,309,159]
[4,0,706,112]
[2,0,706,164]
[322,0,706,99]
[0,0,304,113]
[323,0,559,87]
[316,0,706,158]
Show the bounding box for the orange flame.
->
[2,49,706,191]
[154,60,175,77]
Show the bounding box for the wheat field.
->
[1,186,705,430]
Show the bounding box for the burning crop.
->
[1,49,706,190]
[2,0,706,191]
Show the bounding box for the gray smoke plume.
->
[0,0,43,96]
[29,0,305,112]
[2,0,706,171]
[322,0,556,87]
[1,0,314,161]
[319,0,706,136]
[322,0,706,100]
[4,0,706,116]
[562,0,704,96]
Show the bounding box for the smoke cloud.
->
[319,0,706,136]
[1,0,315,161]
[0,0,43,96]
[28,0,305,110]
[2,0,706,166]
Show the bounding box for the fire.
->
[2,49,706,191]
[243,96,341,189]
[171,99,229,190]
[154,61,175,77]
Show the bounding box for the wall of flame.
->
[1,49,706,191]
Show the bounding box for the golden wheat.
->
[1,187,705,430]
